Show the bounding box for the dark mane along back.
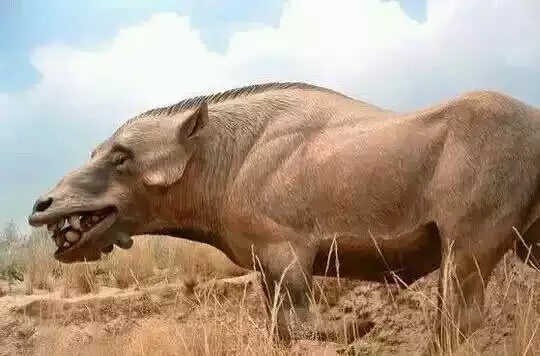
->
[135,81,349,118]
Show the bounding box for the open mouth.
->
[46,206,117,256]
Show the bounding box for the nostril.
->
[33,197,53,213]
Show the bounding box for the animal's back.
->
[223,86,448,270]
[225,87,540,282]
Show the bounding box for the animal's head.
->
[27,103,209,263]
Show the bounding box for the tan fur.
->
[29,82,540,353]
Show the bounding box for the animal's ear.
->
[141,104,208,188]
[142,161,187,188]
[177,103,208,140]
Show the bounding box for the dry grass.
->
[21,229,57,295]
[512,287,540,356]
[506,262,540,356]
[61,262,101,296]
[31,305,285,356]
[1,227,539,356]
[2,229,245,295]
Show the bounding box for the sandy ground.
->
[0,253,539,356]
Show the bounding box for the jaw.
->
[29,205,136,263]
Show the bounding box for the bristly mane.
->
[135,81,349,118]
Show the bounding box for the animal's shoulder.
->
[450,90,526,117]
[430,90,533,129]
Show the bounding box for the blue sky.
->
[0,0,426,91]
[0,0,286,91]
[0,0,538,231]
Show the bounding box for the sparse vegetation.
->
[0,226,244,293]
[0,223,539,355]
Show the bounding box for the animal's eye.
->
[110,144,133,172]
[112,153,130,168]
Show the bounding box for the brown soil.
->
[0,253,538,356]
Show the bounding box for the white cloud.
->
[3,0,539,127]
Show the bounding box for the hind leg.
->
[426,224,513,355]
[255,242,374,345]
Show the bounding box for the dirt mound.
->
[0,253,539,356]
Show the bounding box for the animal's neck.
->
[149,227,231,253]
[145,102,272,247]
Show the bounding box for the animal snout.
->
[32,196,53,214]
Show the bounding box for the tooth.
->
[50,222,61,231]
[65,230,81,243]
[55,235,65,248]
[63,241,71,248]
[58,218,66,229]
[69,215,81,230]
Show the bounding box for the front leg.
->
[255,241,373,345]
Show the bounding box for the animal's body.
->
[28,82,540,354]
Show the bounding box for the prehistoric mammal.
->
[28,82,540,353]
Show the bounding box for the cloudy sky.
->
[1,0,539,231]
